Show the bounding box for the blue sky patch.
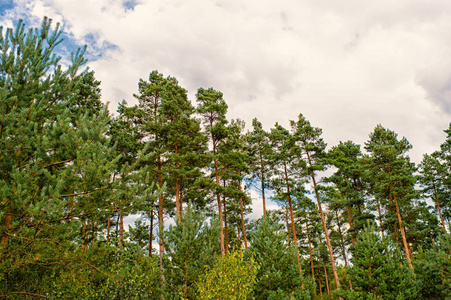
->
[123,0,139,11]
[0,0,14,15]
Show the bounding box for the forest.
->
[1,18,451,300]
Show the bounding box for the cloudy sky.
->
[2,0,451,218]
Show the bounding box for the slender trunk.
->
[149,210,154,257]
[336,212,353,290]
[120,209,124,250]
[283,162,303,274]
[107,214,111,243]
[212,137,225,256]
[284,162,298,245]
[323,261,330,295]
[393,191,414,269]
[175,142,181,224]
[346,193,355,247]
[307,153,340,289]
[237,226,243,258]
[223,180,229,253]
[335,212,348,266]
[260,152,267,215]
[158,162,166,295]
[238,171,248,249]
[376,198,384,239]
[286,207,291,245]
[318,270,323,297]
[433,185,448,235]
[306,222,315,277]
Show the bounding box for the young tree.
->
[0,18,117,296]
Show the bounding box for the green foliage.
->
[337,222,419,300]
[246,215,313,300]
[414,233,451,299]
[196,251,259,300]
[164,204,220,299]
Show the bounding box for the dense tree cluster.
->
[1,19,451,299]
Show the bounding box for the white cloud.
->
[4,0,451,168]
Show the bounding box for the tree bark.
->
[149,210,154,257]
[308,160,340,289]
[223,180,229,253]
[393,192,414,269]
[212,137,225,256]
[260,152,267,215]
[323,261,330,295]
[238,171,248,249]
[346,193,355,247]
[433,185,448,235]
[283,162,302,274]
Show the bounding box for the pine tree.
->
[246,215,312,300]
[0,18,118,296]
[196,87,229,256]
[337,222,419,300]
[364,125,418,269]
[246,118,272,215]
[290,113,341,289]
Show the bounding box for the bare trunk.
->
[175,142,181,224]
[286,207,291,245]
[309,166,340,289]
[393,192,414,269]
[107,214,111,243]
[335,212,348,266]
[433,185,448,235]
[260,152,267,215]
[306,222,315,277]
[238,171,248,249]
[149,210,154,257]
[346,193,355,247]
[318,271,323,297]
[223,180,229,253]
[158,162,166,295]
[120,209,124,250]
[376,198,384,239]
[304,148,341,289]
[213,138,225,256]
[323,261,330,295]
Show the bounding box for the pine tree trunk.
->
[285,207,291,245]
[335,212,348,266]
[393,192,414,269]
[223,181,229,253]
[260,152,267,215]
[318,270,323,297]
[309,168,340,289]
[346,193,355,247]
[323,261,330,295]
[238,171,248,250]
[213,141,225,256]
[433,185,448,235]
[120,209,124,250]
[376,198,384,239]
[149,210,154,257]
[107,213,111,243]
[306,226,315,277]
[283,162,302,274]
[158,162,166,295]
[175,142,181,224]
